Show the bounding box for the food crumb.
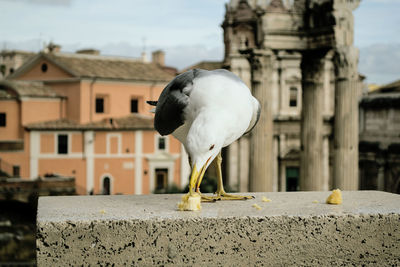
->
[262,196,271,202]
[252,203,262,210]
[177,193,201,211]
[326,189,342,205]
[312,200,319,204]
[99,209,106,214]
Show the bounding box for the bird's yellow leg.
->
[213,152,254,200]
[193,162,216,202]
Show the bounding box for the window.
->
[289,87,298,107]
[158,137,166,150]
[0,113,5,127]
[95,97,104,113]
[130,99,138,113]
[57,134,68,154]
[13,165,20,177]
[0,64,5,76]
[41,63,48,73]
[286,167,299,191]
[155,168,168,190]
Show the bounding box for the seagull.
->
[148,69,260,207]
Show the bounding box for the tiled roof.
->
[86,114,154,130]
[25,119,80,130]
[361,79,400,108]
[25,114,154,131]
[42,52,175,82]
[372,79,400,93]
[181,61,224,73]
[0,80,61,99]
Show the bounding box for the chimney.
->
[141,51,149,63]
[76,49,100,55]
[152,50,165,66]
[46,42,61,53]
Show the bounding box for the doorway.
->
[102,176,111,195]
[155,168,168,190]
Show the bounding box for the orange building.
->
[0,50,190,195]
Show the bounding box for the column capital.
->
[301,50,331,84]
[240,48,275,82]
[334,46,359,80]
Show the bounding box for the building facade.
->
[0,50,35,79]
[359,80,400,194]
[221,0,362,192]
[0,50,190,195]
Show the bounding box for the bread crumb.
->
[326,189,342,205]
[99,209,106,214]
[252,203,262,210]
[312,200,319,204]
[177,193,201,211]
[262,196,271,202]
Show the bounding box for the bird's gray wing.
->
[154,69,206,135]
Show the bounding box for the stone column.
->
[227,140,239,190]
[377,163,385,191]
[245,49,274,192]
[333,47,361,190]
[300,51,326,191]
[238,136,250,192]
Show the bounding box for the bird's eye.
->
[209,144,215,150]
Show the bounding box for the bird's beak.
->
[189,158,211,194]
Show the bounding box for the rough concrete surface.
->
[37,191,400,266]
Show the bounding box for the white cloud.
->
[99,42,224,70]
[358,43,400,85]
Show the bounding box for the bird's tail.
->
[146,101,157,113]
[146,101,158,106]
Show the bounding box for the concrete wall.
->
[37,191,400,266]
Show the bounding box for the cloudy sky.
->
[1,0,399,85]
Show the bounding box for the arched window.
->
[102,177,111,195]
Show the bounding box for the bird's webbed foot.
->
[213,190,254,201]
[196,189,217,202]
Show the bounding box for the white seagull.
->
[148,69,260,210]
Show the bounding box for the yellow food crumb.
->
[99,209,106,214]
[262,196,271,202]
[177,193,201,211]
[312,200,319,204]
[252,203,262,210]
[326,189,342,205]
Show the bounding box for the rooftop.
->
[361,78,400,108]
[9,51,175,82]
[0,80,62,99]
[373,79,400,93]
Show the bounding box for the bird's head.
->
[188,142,221,177]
